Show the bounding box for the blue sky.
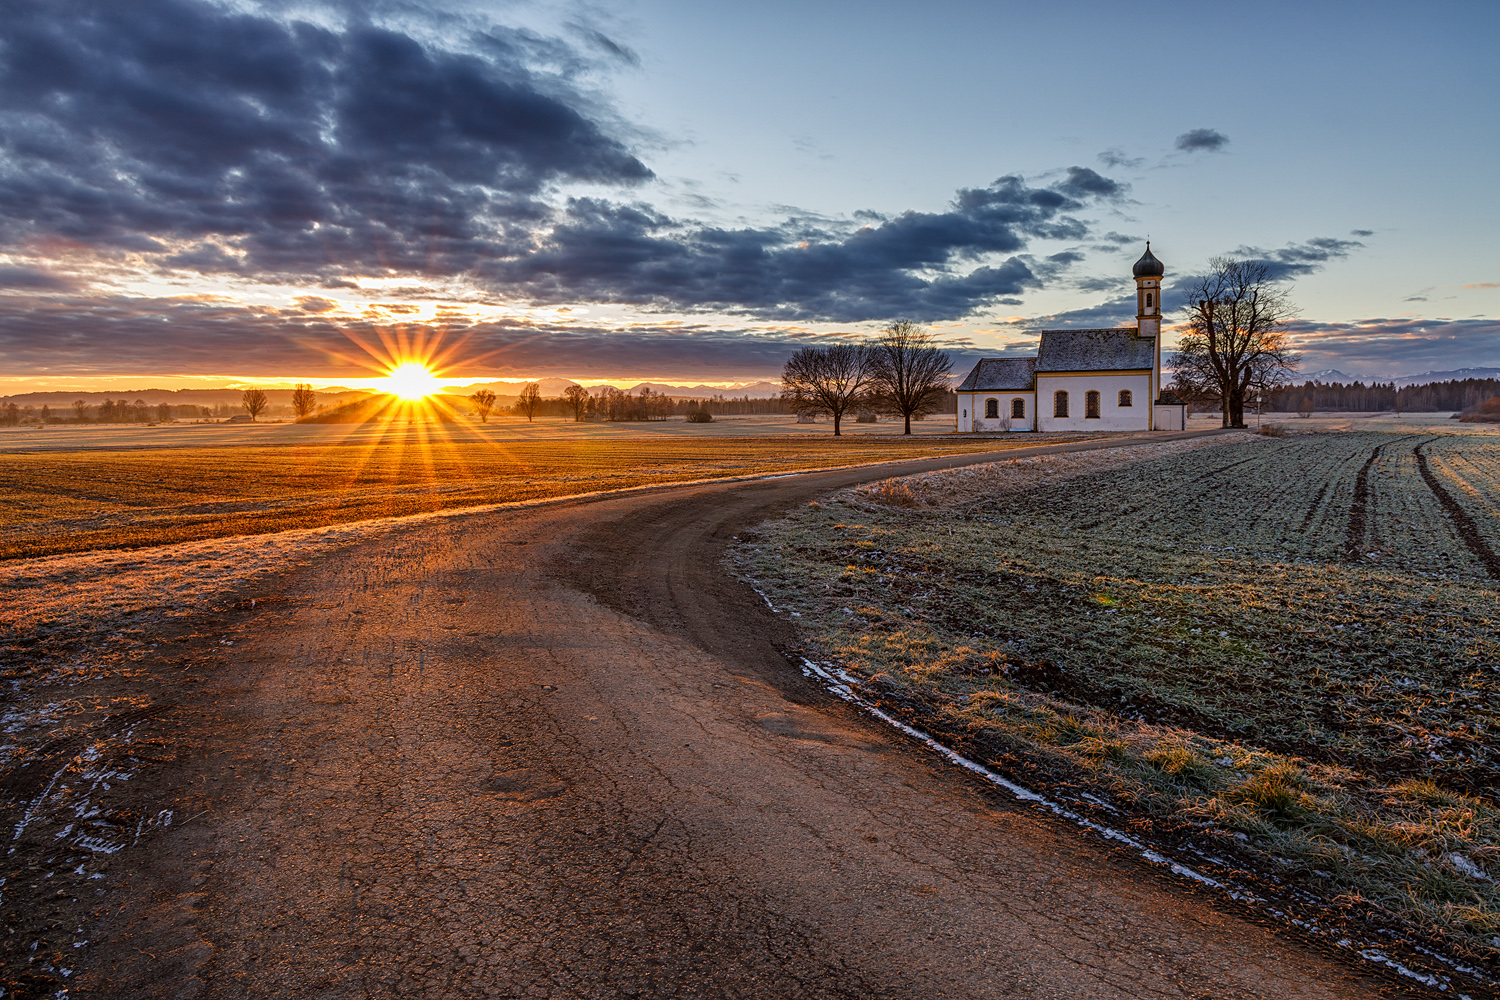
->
[0,0,1495,389]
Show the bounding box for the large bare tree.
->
[780,343,874,436]
[468,388,497,423]
[867,320,953,434]
[241,388,269,421]
[516,382,543,422]
[290,382,317,419]
[1170,257,1300,428]
[563,384,590,422]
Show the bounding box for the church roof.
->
[1036,328,1155,372]
[956,357,1036,392]
[1133,242,1165,278]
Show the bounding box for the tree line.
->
[1263,378,1500,414]
[0,384,323,425]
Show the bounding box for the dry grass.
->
[0,435,1085,560]
[735,431,1500,955]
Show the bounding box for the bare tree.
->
[1298,396,1314,419]
[156,403,172,423]
[563,384,589,422]
[290,383,318,419]
[469,388,497,423]
[867,320,953,435]
[1170,257,1300,428]
[517,382,542,423]
[241,388,269,421]
[73,399,89,422]
[780,343,874,436]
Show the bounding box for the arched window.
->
[1145,292,1153,308]
[1011,398,1026,419]
[1118,389,1133,407]
[985,398,999,419]
[1053,390,1069,418]
[1085,390,1101,419]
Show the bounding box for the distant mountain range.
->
[1295,367,1500,387]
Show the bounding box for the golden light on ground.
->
[382,362,441,400]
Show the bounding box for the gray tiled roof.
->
[1036,328,1155,372]
[956,357,1036,392]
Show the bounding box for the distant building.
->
[954,244,1187,432]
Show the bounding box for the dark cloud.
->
[1052,167,1124,200]
[0,0,1127,324]
[472,171,1116,322]
[0,0,651,277]
[1350,229,1375,237]
[1228,236,1365,281]
[0,265,75,290]
[1174,129,1229,153]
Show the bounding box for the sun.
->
[382,362,441,400]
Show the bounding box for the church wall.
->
[955,392,1035,432]
[1035,373,1152,432]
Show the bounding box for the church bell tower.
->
[1133,242,1166,428]
[1134,241,1164,339]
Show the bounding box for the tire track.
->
[1414,440,1500,581]
[1343,436,1422,560]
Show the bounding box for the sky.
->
[1,0,1496,392]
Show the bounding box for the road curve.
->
[83,432,1414,999]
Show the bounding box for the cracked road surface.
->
[82,440,1412,998]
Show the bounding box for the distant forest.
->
[1263,378,1500,413]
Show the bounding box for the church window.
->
[1011,398,1025,419]
[1085,390,1101,419]
[1053,390,1069,418]
[1118,389,1133,407]
[1146,293,1153,308]
[985,398,999,419]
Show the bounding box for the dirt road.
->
[69,434,1419,998]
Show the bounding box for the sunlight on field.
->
[740,430,1500,954]
[0,435,1087,560]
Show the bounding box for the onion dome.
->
[1133,241,1165,278]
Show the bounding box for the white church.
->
[954,244,1187,433]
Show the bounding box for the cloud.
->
[0,0,652,278]
[0,292,827,379]
[1052,167,1125,200]
[1174,129,1229,153]
[1462,282,1499,290]
[0,265,76,290]
[1016,234,1371,330]
[1097,148,1144,170]
[1350,229,1375,237]
[1283,317,1500,375]
[0,0,1129,324]
[1225,235,1366,282]
[471,170,1118,322]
